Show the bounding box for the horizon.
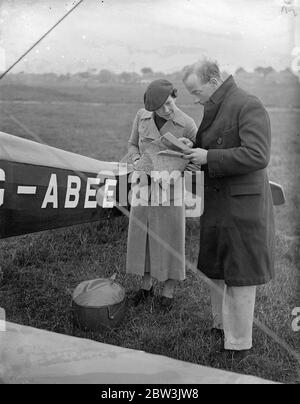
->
[0,65,296,76]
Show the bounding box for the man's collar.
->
[209,75,237,105]
[140,108,185,127]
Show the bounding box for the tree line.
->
[3,66,298,85]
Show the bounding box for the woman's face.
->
[155,96,176,120]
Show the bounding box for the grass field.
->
[0,80,299,384]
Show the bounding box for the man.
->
[182,59,275,359]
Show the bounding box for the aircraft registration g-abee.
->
[0,131,133,239]
[0,131,285,240]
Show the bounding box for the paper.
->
[121,132,195,176]
[157,150,185,158]
[161,132,192,153]
[135,133,189,175]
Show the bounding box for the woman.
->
[126,79,197,311]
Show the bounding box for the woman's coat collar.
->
[139,108,186,127]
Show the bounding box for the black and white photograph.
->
[0,0,299,387]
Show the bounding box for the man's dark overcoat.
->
[196,76,275,286]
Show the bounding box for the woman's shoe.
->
[158,296,174,312]
[131,287,154,307]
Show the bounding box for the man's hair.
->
[182,59,221,84]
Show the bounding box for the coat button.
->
[217,137,223,145]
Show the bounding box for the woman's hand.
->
[183,148,208,165]
[178,138,194,148]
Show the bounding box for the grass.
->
[0,81,299,384]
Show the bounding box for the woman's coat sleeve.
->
[128,110,142,162]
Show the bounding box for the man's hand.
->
[178,138,194,148]
[183,148,208,165]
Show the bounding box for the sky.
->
[0,0,299,74]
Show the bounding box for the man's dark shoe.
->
[158,296,174,312]
[203,328,225,343]
[209,348,251,364]
[131,287,154,307]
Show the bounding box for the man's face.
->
[155,95,176,120]
[184,73,216,105]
